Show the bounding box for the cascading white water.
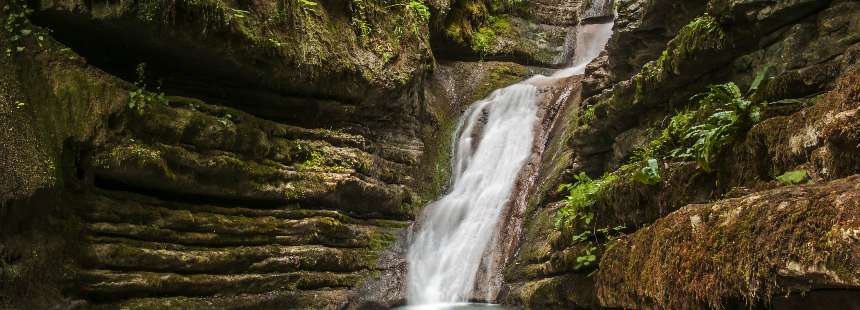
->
[406,21,615,307]
[407,84,539,305]
[550,22,615,78]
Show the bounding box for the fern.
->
[556,172,619,228]
[671,82,762,171]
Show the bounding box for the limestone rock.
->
[598,175,860,309]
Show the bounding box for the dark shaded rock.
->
[31,0,432,103]
[581,52,611,98]
[89,289,350,310]
[605,0,708,82]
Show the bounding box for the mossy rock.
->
[597,175,860,309]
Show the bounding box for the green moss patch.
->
[597,175,860,309]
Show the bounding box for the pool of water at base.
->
[392,303,508,310]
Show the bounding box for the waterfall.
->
[405,21,615,307]
[580,0,615,23]
[550,22,615,78]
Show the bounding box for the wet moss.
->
[632,14,727,102]
[470,62,529,103]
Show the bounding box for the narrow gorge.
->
[1,0,858,309]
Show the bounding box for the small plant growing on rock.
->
[630,82,766,173]
[633,158,661,185]
[3,0,47,57]
[775,170,812,185]
[575,245,597,270]
[556,172,619,228]
[127,63,167,114]
[406,0,430,22]
[350,0,372,39]
[671,82,762,171]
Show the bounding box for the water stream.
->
[405,22,614,308]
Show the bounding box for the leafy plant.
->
[298,0,318,17]
[631,110,695,162]
[350,0,371,39]
[775,170,812,185]
[470,15,509,56]
[670,83,762,171]
[127,63,168,114]
[633,158,662,185]
[556,172,618,228]
[575,245,597,270]
[229,8,249,19]
[3,0,46,57]
[571,224,625,271]
[580,106,597,124]
[406,0,430,22]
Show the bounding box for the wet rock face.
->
[435,0,615,67]
[505,0,860,308]
[0,0,442,308]
[72,190,406,308]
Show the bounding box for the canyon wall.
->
[505,0,860,308]
[1,0,859,309]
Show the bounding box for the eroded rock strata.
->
[1,0,859,309]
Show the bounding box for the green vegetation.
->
[470,63,529,102]
[351,0,430,40]
[554,169,627,273]
[3,0,47,57]
[632,14,727,101]
[633,158,661,185]
[135,1,163,22]
[443,0,517,56]
[671,83,761,171]
[293,142,362,173]
[775,170,812,185]
[555,172,618,228]
[350,0,372,38]
[580,106,597,125]
[630,82,765,172]
[127,63,168,115]
[575,245,597,270]
[556,80,770,267]
[470,15,510,56]
[406,0,431,22]
[671,14,726,65]
[94,140,165,171]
